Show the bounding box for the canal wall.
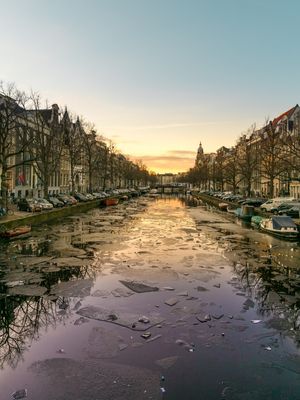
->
[0,199,102,231]
[194,193,269,218]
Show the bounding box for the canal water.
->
[0,196,299,400]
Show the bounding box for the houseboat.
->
[259,216,299,240]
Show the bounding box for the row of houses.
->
[0,89,153,206]
[193,105,300,198]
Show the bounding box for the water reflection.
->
[0,233,97,369]
[15,238,51,256]
[0,196,299,375]
[227,238,300,346]
[0,296,68,369]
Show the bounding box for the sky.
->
[1,0,300,173]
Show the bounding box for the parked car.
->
[92,192,108,199]
[241,198,265,207]
[272,201,300,213]
[34,198,54,210]
[73,193,88,202]
[67,195,78,204]
[57,194,76,205]
[260,197,295,212]
[49,197,65,208]
[278,206,300,218]
[129,188,139,197]
[17,198,42,212]
[276,202,300,217]
[85,193,95,200]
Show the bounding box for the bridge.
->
[151,183,189,193]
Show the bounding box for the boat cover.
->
[272,216,297,229]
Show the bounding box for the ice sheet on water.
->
[111,287,134,297]
[164,297,179,306]
[29,358,161,399]
[77,305,164,331]
[50,279,93,297]
[87,326,127,358]
[119,280,159,293]
[52,257,91,267]
[8,285,47,296]
[155,356,178,369]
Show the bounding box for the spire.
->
[195,142,204,166]
[197,142,203,155]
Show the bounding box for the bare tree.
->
[236,128,258,196]
[61,111,85,194]
[259,121,285,197]
[98,140,109,190]
[107,140,117,188]
[224,147,242,194]
[28,93,64,198]
[81,123,107,192]
[214,147,229,191]
[135,159,150,186]
[0,82,32,207]
[83,126,96,192]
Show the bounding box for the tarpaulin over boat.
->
[272,216,297,229]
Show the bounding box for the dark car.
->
[271,202,295,214]
[17,198,41,212]
[241,198,265,207]
[278,206,300,218]
[57,194,75,206]
[49,197,64,208]
[73,193,88,202]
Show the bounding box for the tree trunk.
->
[269,177,274,198]
[0,165,8,208]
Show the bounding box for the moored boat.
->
[226,203,237,213]
[251,215,265,227]
[147,189,159,198]
[234,205,254,221]
[218,202,228,211]
[104,198,119,206]
[259,216,299,240]
[0,225,31,239]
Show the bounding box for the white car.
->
[35,198,54,210]
[260,197,295,212]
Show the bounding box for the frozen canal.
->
[0,196,300,400]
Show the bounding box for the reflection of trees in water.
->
[41,264,96,291]
[0,264,97,369]
[0,296,60,369]
[232,249,300,345]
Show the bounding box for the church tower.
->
[195,142,204,167]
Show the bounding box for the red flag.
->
[18,174,25,185]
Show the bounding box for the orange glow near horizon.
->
[127,151,196,174]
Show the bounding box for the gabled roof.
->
[27,109,52,123]
[0,94,26,115]
[272,105,298,126]
[38,109,52,123]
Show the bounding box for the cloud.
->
[141,155,193,162]
[129,151,195,173]
[106,134,141,145]
[167,150,196,156]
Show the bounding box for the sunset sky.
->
[1,0,300,173]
